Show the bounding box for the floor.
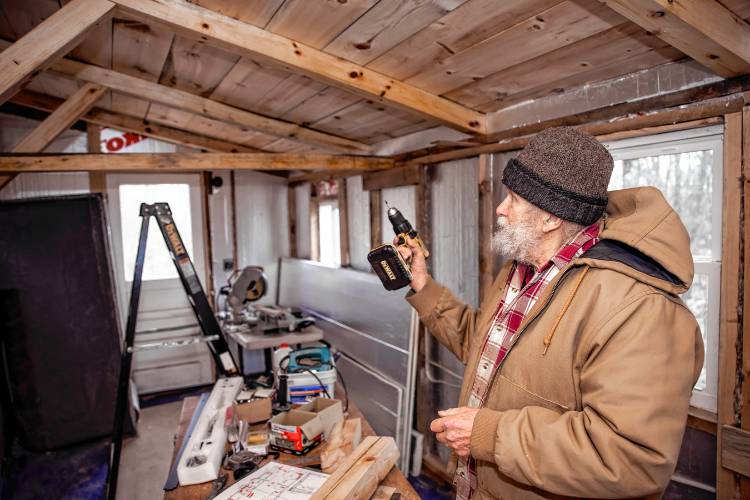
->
[116,400,182,500]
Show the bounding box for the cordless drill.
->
[367,204,429,291]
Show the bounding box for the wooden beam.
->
[34,53,372,154]
[13,83,106,152]
[11,90,263,153]
[717,111,743,498]
[0,153,395,173]
[287,186,297,259]
[111,0,486,135]
[742,104,750,498]
[598,0,750,77]
[0,0,115,105]
[288,169,362,186]
[362,164,423,191]
[721,425,750,478]
[478,154,496,303]
[405,92,748,166]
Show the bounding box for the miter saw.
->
[217,266,315,334]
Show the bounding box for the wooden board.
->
[159,35,240,96]
[324,0,469,66]
[721,425,750,478]
[111,15,174,119]
[404,0,624,95]
[0,153,395,173]
[191,0,284,28]
[445,22,679,110]
[367,0,562,81]
[61,0,113,71]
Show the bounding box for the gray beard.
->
[491,216,540,265]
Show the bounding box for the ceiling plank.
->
[0,0,115,105]
[11,90,263,152]
[0,42,374,154]
[598,0,750,77]
[0,153,396,172]
[12,83,106,152]
[649,0,750,65]
[110,0,486,134]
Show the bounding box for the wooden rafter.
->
[0,153,395,173]
[0,0,115,105]
[13,84,106,152]
[110,0,487,134]
[599,0,750,77]
[11,90,263,153]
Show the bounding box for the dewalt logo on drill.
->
[380,260,397,281]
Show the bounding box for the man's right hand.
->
[394,235,430,292]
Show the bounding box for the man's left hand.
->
[430,407,480,457]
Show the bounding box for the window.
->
[318,199,341,267]
[605,125,723,412]
[119,183,194,281]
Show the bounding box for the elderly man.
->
[398,127,704,499]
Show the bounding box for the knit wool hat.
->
[502,126,613,226]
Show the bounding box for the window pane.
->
[682,273,709,391]
[119,184,194,281]
[318,201,341,267]
[609,150,714,259]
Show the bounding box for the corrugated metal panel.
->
[380,186,415,243]
[294,183,311,259]
[277,258,417,469]
[234,171,289,305]
[346,176,370,271]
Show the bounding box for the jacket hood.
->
[580,187,693,295]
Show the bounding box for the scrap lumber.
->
[312,436,399,500]
[370,486,398,500]
[321,418,362,473]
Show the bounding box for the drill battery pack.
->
[367,244,412,291]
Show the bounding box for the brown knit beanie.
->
[502,126,613,226]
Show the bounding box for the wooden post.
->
[287,186,297,259]
[310,184,320,262]
[337,179,350,267]
[229,170,238,272]
[478,154,496,303]
[0,0,115,105]
[369,189,383,250]
[741,105,750,500]
[201,172,215,308]
[87,124,106,193]
[717,111,743,499]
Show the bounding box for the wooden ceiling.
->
[1,0,749,155]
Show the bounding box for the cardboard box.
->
[268,410,322,454]
[299,398,343,439]
[234,397,272,424]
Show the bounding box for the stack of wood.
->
[311,436,400,500]
[320,417,362,473]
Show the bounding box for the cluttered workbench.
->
[164,390,419,500]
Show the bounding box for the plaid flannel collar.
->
[510,221,601,290]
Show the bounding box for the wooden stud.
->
[369,189,383,250]
[110,0,486,134]
[229,170,238,273]
[86,124,106,193]
[721,425,750,478]
[287,186,297,259]
[599,0,750,77]
[0,0,115,105]
[11,90,263,153]
[337,178,350,267]
[741,104,750,499]
[310,184,320,262]
[362,164,423,191]
[717,111,743,499]
[0,153,395,173]
[12,83,106,152]
[201,171,215,308]
[478,154,496,303]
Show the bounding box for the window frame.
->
[603,125,724,413]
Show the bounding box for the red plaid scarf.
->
[454,222,600,499]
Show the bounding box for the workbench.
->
[163,393,420,500]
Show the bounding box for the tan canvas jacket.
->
[407,187,705,499]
